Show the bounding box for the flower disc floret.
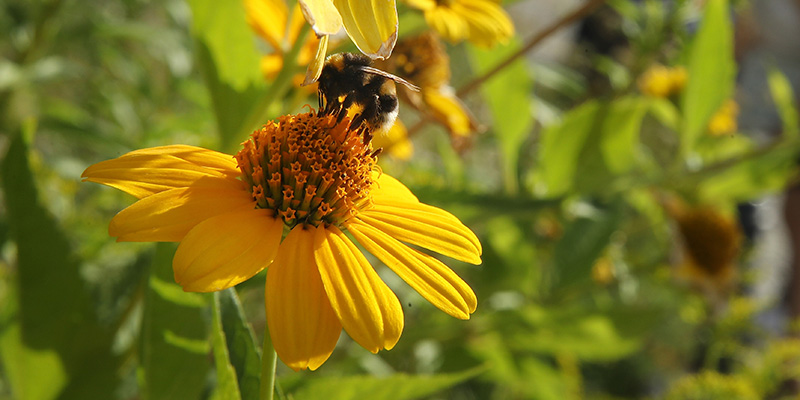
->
[236,112,377,228]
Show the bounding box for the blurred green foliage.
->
[2,0,800,399]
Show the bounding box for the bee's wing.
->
[360,66,420,92]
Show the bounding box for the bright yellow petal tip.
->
[333,0,398,59]
[314,224,404,352]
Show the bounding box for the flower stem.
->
[259,327,278,400]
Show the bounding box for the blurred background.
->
[2,0,800,399]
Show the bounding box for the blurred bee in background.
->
[317,53,419,136]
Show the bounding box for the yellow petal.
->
[426,7,469,43]
[82,145,241,199]
[313,224,403,352]
[245,0,289,50]
[347,219,476,319]
[302,34,329,86]
[173,209,283,292]
[357,200,482,264]
[109,187,255,242]
[405,0,436,11]
[371,172,418,203]
[266,226,342,371]
[457,0,513,47]
[298,0,343,36]
[333,0,398,59]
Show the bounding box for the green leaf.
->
[470,40,534,194]
[599,96,649,173]
[0,131,118,399]
[218,288,261,400]
[681,0,735,152]
[648,97,681,131]
[767,65,800,138]
[485,216,539,292]
[187,0,264,151]
[211,292,242,400]
[698,141,800,202]
[509,305,658,362]
[536,100,602,196]
[287,367,485,400]
[519,357,571,400]
[553,200,623,290]
[140,243,210,400]
[535,98,648,196]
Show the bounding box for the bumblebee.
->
[317,53,418,135]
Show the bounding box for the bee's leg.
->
[336,95,356,124]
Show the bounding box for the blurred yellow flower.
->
[638,64,687,98]
[591,256,615,285]
[245,0,320,88]
[406,0,514,47]
[373,120,414,160]
[707,99,739,136]
[299,0,399,84]
[82,111,480,371]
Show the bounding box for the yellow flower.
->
[405,0,514,47]
[299,0,399,84]
[245,0,320,88]
[82,111,480,371]
[372,120,414,160]
[707,99,739,136]
[638,64,687,98]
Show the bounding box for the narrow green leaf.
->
[288,367,485,400]
[187,0,264,150]
[553,200,623,290]
[681,0,735,152]
[218,288,261,400]
[140,243,210,400]
[599,96,649,173]
[0,131,118,399]
[211,292,243,400]
[470,41,534,194]
[767,65,799,138]
[536,100,602,196]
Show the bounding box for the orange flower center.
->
[235,111,378,229]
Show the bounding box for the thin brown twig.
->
[458,0,607,97]
[406,0,607,137]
